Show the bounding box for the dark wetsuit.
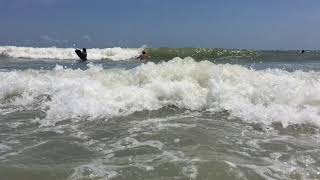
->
[75,49,87,61]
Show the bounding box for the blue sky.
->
[1,0,320,49]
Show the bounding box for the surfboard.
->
[75,49,87,61]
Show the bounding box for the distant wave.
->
[1,46,320,62]
[146,48,258,60]
[0,46,142,61]
[0,46,257,61]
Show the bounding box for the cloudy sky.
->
[1,0,320,49]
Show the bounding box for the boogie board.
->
[75,49,87,61]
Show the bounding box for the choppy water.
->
[1,47,320,180]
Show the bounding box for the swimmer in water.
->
[75,48,87,61]
[136,51,150,62]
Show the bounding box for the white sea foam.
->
[1,57,320,127]
[0,46,141,60]
[69,163,118,180]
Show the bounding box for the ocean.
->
[1,46,320,180]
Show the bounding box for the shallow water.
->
[1,54,320,180]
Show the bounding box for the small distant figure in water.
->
[299,50,305,54]
[75,48,87,61]
[136,51,150,62]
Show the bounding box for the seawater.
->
[1,47,320,180]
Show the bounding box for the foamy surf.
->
[1,57,320,128]
[0,46,141,60]
[2,57,320,180]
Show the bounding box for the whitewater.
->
[1,46,320,180]
[0,46,142,60]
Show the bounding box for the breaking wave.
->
[0,46,141,60]
[2,46,320,63]
[1,57,320,127]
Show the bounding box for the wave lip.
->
[0,46,141,61]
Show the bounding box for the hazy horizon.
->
[2,0,320,50]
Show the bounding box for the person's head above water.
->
[83,48,86,53]
[136,50,150,61]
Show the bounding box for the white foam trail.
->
[1,57,320,127]
[0,46,141,60]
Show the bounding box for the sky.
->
[1,0,320,49]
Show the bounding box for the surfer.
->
[299,50,305,54]
[75,48,87,61]
[136,51,150,62]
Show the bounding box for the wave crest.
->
[1,57,320,127]
[0,46,141,60]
